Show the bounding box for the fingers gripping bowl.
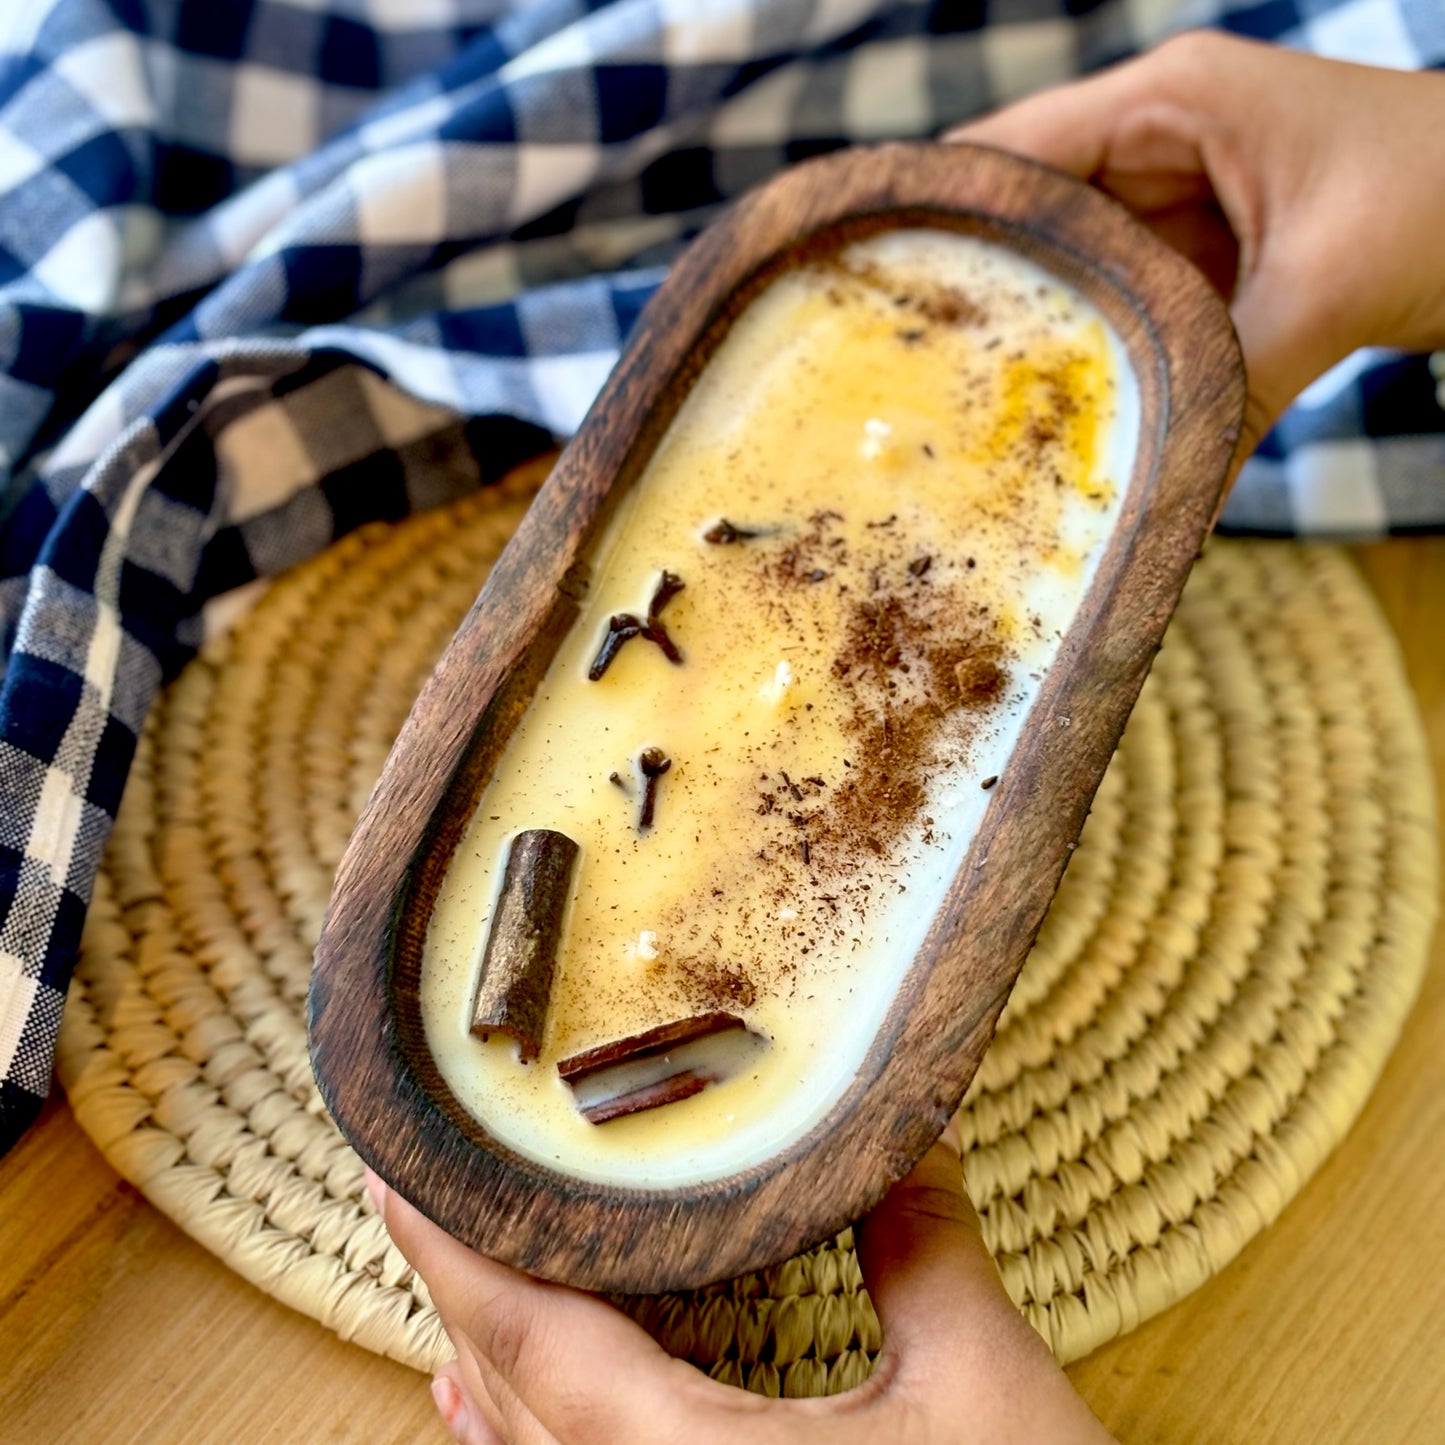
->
[308,142,1244,1292]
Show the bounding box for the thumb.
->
[855,1121,1054,1384]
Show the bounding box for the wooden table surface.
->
[2,538,1442,1445]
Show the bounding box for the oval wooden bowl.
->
[309,142,1244,1293]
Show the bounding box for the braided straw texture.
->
[57,471,1437,1395]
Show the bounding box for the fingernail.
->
[431,1374,463,1437]
[363,1166,386,1220]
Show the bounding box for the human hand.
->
[948,33,1445,463]
[368,1123,1114,1444]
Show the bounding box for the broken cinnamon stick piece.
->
[558,1012,758,1125]
[575,1073,711,1125]
[558,1012,745,1081]
[470,829,579,1059]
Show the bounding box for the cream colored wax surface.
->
[423,228,1139,1186]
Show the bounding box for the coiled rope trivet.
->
[57,466,1438,1396]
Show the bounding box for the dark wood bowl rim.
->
[309,141,1244,1292]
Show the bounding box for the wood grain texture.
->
[2,539,1441,1445]
[309,141,1245,1293]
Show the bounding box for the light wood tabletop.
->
[2,538,1442,1445]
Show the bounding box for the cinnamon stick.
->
[557,1012,745,1081]
[573,1072,711,1125]
[470,829,579,1059]
[557,1013,751,1125]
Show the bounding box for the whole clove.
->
[471,829,579,1058]
[588,571,686,679]
[703,519,761,544]
[645,570,685,663]
[589,613,644,679]
[638,747,672,830]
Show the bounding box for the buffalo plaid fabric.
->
[2,0,1443,1152]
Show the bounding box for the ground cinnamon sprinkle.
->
[815,254,990,331]
[651,487,1026,993]
[670,955,758,1013]
[931,640,1008,710]
[812,591,1011,870]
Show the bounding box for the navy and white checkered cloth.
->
[2,0,1442,1153]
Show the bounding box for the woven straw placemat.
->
[57,465,1438,1396]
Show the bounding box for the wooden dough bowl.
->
[309,142,1244,1293]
